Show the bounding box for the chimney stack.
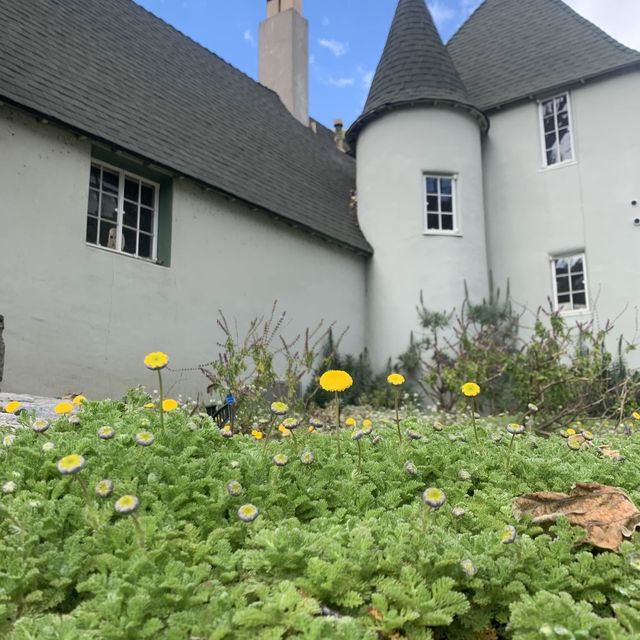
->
[334,119,347,153]
[259,0,309,126]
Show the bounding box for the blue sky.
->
[135,0,640,129]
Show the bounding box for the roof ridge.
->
[446,0,488,45]
[130,0,323,127]
[547,0,640,56]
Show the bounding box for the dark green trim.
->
[91,145,173,266]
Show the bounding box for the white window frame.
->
[550,252,590,314]
[538,92,576,169]
[86,160,160,262]
[423,173,459,236]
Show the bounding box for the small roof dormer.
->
[347,0,487,148]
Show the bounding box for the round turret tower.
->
[347,0,490,370]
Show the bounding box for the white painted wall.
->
[356,107,490,369]
[484,71,640,366]
[0,106,366,399]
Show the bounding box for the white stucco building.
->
[1,0,638,398]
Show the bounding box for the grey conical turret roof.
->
[347,0,487,147]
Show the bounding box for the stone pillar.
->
[0,315,4,390]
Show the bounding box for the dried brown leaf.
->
[513,482,640,551]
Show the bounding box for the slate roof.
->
[348,0,487,146]
[448,0,640,110]
[0,0,371,254]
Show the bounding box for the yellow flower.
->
[57,454,86,474]
[387,373,405,386]
[162,398,178,412]
[54,402,74,415]
[143,402,155,409]
[363,419,372,429]
[566,428,576,436]
[278,424,292,437]
[319,370,353,393]
[461,382,480,397]
[308,426,316,433]
[345,417,356,428]
[251,430,264,440]
[4,401,21,414]
[144,352,169,370]
[270,401,289,415]
[72,395,87,406]
[632,411,640,421]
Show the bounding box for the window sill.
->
[556,308,591,317]
[423,231,463,237]
[539,159,577,173]
[86,243,168,267]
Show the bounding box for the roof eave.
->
[346,98,489,153]
[482,59,640,112]
[0,95,373,257]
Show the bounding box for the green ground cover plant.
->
[1,375,640,639]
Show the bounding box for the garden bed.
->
[1,394,640,639]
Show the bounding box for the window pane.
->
[557,111,569,128]
[569,256,583,274]
[441,196,453,213]
[427,195,439,212]
[138,233,152,258]
[141,184,155,207]
[571,275,584,291]
[426,178,438,194]
[99,221,117,248]
[555,95,567,113]
[100,194,118,221]
[542,100,554,117]
[427,214,440,230]
[140,207,154,233]
[102,170,119,194]
[440,179,452,195]
[558,294,571,304]
[123,200,138,228]
[124,178,140,203]
[86,216,98,244]
[441,215,454,231]
[545,132,557,152]
[90,166,100,188]
[122,227,136,255]
[557,276,570,294]
[543,116,555,133]
[88,189,99,216]
[555,259,568,275]
[559,130,572,162]
[547,147,558,166]
[573,292,587,307]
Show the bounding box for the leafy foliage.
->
[1,394,640,638]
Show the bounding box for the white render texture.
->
[356,107,490,369]
[483,72,640,366]
[0,107,365,398]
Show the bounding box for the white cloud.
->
[326,76,355,89]
[563,0,640,50]
[318,38,350,57]
[427,0,457,25]
[357,65,375,90]
[243,29,255,46]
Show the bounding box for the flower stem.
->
[76,476,99,529]
[395,390,402,443]
[131,514,145,547]
[356,439,362,471]
[470,398,479,444]
[335,393,342,458]
[157,370,165,434]
[506,434,516,471]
